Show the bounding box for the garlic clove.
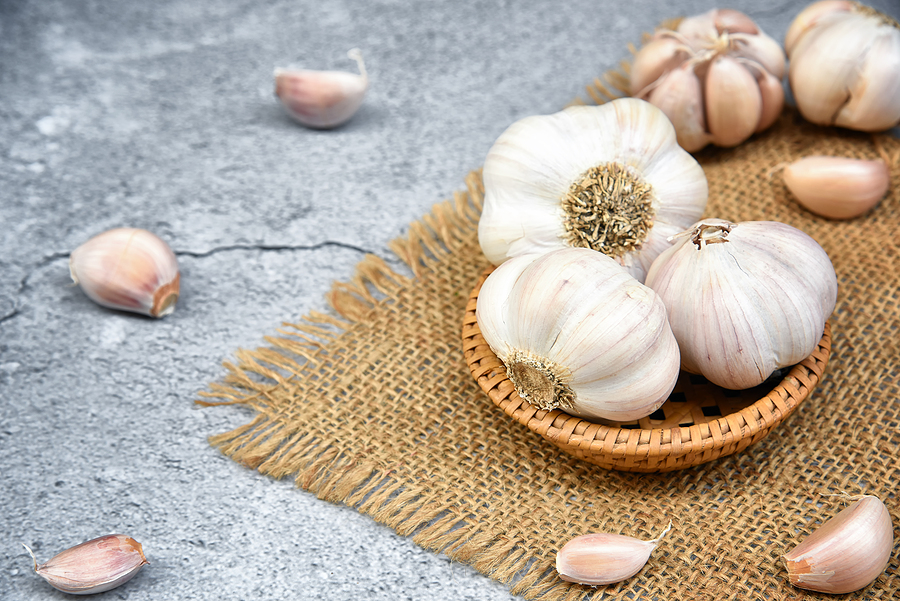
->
[69,228,180,318]
[751,67,784,133]
[729,31,786,80]
[783,496,893,594]
[784,0,854,54]
[24,534,148,595]
[556,523,671,585]
[629,36,691,97]
[647,65,712,152]
[274,48,368,129]
[704,56,762,148]
[783,156,890,219]
[713,9,759,35]
[833,28,900,131]
[676,9,718,45]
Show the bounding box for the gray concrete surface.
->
[2,0,898,599]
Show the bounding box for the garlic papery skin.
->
[478,98,708,283]
[783,156,891,219]
[475,248,680,422]
[274,48,367,129]
[69,228,180,318]
[786,3,900,131]
[644,219,837,390]
[556,523,671,585]
[630,9,785,151]
[24,534,148,595]
[783,496,893,594]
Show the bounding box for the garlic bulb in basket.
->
[644,219,837,390]
[478,98,708,283]
[630,9,786,151]
[785,1,900,131]
[476,247,680,422]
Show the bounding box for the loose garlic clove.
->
[784,496,893,594]
[787,4,900,131]
[476,248,680,421]
[629,36,691,97]
[645,219,837,390]
[69,228,180,318]
[556,523,671,585]
[705,56,762,147]
[647,65,712,152]
[24,534,148,595]
[783,156,890,219]
[274,48,368,129]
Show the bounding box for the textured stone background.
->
[2,0,898,599]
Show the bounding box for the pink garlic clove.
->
[783,156,891,219]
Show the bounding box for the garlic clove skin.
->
[729,31,787,80]
[69,228,180,318]
[24,534,148,595]
[274,48,368,129]
[478,98,708,283]
[647,65,712,152]
[705,56,762,148]
[783,156,890,219]
[787,6,900,131]
[783,496,893,594]
[713,9,759,35]
[476,248,680,422]
[784,0,855,54]
[645,219,837,390]
[629,36,691,97]
[556,524,670,585]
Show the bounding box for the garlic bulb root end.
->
[506,350,575,411]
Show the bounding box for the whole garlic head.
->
[785,2,900,131]
[478,98,708,283]
[645,219,837,390]
[69,228,180,318]
[631,9,786,151]
[475,248,681,422]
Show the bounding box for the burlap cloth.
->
[200,78,900,597]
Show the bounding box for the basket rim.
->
[462,266,832,469]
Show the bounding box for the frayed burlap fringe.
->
[200,49,900,601]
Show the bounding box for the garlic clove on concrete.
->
[783,156,890,219]
[645,219,837,390]
[69,227,180,318]
[783,496,893,594]
[478,98,708,283]
[274,48,368,129]
[24,534,148,595]
[476,248,681,422]
[556,523,671,585]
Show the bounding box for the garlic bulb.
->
[784,495,893,594]
[785,2,900,131]
[478,98,708,283]
[475,248,680,422]
[556,523,671,585]
[783,156,891,219]
[69,228,180,318]
[274,48,368,129]
[631,9,786,151]
[644,219,837,390]
[24,534,148,595]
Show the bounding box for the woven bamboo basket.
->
[462,267,832,473]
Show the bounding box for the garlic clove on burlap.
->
[478,98,708,283]
[24,534,148,595]
[476,247,680,422]
[644,219,837,390]
[274,48,368,129]
[69,228,180,318]
[631,9,785,151]
[783,495,893,594]
[786,2,900,131]
[783,156,891,219]
[556,523,671,586]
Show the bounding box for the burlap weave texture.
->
[201,108,900,599]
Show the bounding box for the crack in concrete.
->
[0,241,376,325]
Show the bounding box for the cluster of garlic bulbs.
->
[630,9,786,152]
[785,1,900,131]
[478,98,708,283]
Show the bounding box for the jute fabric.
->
[200,102,900,598]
